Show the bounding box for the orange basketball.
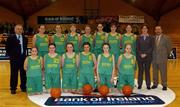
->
[98,85,109,96]
[50,88,61,98]
[82,84,93,95]
[122,85,132,96]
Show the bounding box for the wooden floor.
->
[0,59,180,107]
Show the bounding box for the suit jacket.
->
[152,34,172,64]
[136,35,154,62]
[6,34,28,60]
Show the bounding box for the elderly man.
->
[6,24,28,94]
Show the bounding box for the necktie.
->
[156,36,160,47]
[143,36,146,40]
[18,35,23,54]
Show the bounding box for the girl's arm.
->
[111,55,116,84]
[96,55,101,84]
[61,54,65,67]
[24,57,28,71]
[92,53,97,77]
[76,53,80,68]
[32,35,36,47]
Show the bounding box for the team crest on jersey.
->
[37,59,41,64]
[116,36,119,39]
[100,36,105,40]
[75,36,78,40]
[109,57,112,62]
[45,38,48,42]
[90,38,93,42]
[60,38,65,41]
[89,55,92,60]
[53,58,59,63]
[72,58,76,63]
[125,40,132,44]
[131,59,135,64]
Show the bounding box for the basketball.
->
[82,84,93,95]
[50,88,61,98]
[98,85,109,96]
[122,85,132,96]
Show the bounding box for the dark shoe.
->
[162,87,167,91]
[151,85,157,89]
[138,86,142,89]
[21,89,26,92]
[11,90,16,94]
[93,88,98,92]
[147,87,151,90]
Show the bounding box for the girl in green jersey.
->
[80,25,94,52]
[107,24,121,63]
[117,43,136,92]
[66,24,80,53]
[32,25,49,57]
[97,43,115,92]
[44,43,61,92]
[120,25,137,55]
[94,23,107,58]
[24,46,43,95]
[51,25,66,55]
[77,42,96,92]
[62,42,78,93]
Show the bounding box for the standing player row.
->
[32,24,136,63]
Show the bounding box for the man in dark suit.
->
[6,24,28,94]
[136,25,154,90]
[151,26,172,91]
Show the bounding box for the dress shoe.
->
[147,87,151,90]
[11,90,16,94]
[162,87,167,91]
[151,85,157,89]
[93,88,98,92]
[21,89,26,92]
[138,86,142,89]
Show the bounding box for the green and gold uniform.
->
[78,52,95,89]
[26,56,43,94]
[62,53,77,89]
[52,34,66,55]
[117,54,136,90]
[94,32,106,58]
[67,33,79,53]
[35,34,49,57]
[80,34,94,52]
[44,54,61,89]
[107,33,120,63]
[121,34,136,55]
[98,54,114,88]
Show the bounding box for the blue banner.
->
[38,16,88,24]
[45,94,165,106]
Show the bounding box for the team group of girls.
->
[24,23,137,95]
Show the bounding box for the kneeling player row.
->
[24,42,136,95]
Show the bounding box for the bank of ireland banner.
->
[45,94,165,106]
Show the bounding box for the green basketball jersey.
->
[67,33,79,53]
[94,32,106,49]
[27,56,42,77]
[121,34,136,55]
[35,34,48,52]
[118,54,136,75]
[81,34,94,52]
[107,33,120,55]
[52,34,66,55]
[98,54,113,75]
[79,52,94,74]
[44,54,61,73]
[63,53,77,73]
